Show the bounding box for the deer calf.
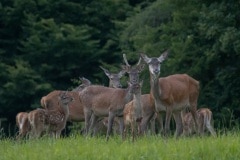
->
[28,108,47,138]
[182,108,216,137]
[47,91,74,138]
[123,94,161,141]
[16,112,31,139]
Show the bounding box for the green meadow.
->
[1,132,240,160]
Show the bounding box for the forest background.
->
[0,0,240,136]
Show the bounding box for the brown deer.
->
[16,112,31,139]
[124,94,161,137]
[79,81,141,141]
[28,108,47,138]
[100,66,126,88]
[140,51,200,137]
[92,66,127,135]
[40,77,91,122]
[182,108,216,137]
[121,54,146,141]
[80,55,144,140]
[47,91,74,138]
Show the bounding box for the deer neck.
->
[150,73,164,112]
[58,102,70,118]
[150,74,161,98]
[124,88,134,104]
[109,82,113,88]
[134,90,142,119]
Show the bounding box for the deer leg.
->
[106,112,115,141]
[173,112,183,138]
[189,106,199,135]
[89,114,98,136]
[123,121,127,141]
[164,109,172,136]
[117,117,124,139]
[56,130,61,138]
[156,112,164,135]
[141,112,155,135]
[131,119,136,142]
[206,124,217,137]
[92,117,104,136]
[84,109,92,135]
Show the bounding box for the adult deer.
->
[47,91,74,138]
[140,51,200,137]
[16,112,31,139]
[100,66,126,88]
[93,66,126,135]
[182,108,216,137]
[40,77,91,122]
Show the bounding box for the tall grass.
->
[1,132,240,160]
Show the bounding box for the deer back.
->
[80,85,133,111]
[157,74,199,107]
[41,90,85,122]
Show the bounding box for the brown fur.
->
[80,83,139,140]
[123,94,157,141]
[46,92,73,138]
[16,112,31,139]
[41,90,85,122]
[182,108,216,137]
[28,108,47,138]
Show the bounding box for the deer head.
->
[100,66,126,88]
[122,54,145,84]
[140,50,168,80]
[58,91,74,105]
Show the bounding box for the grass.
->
[1,132,240,160]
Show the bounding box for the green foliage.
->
[0,60,52,115]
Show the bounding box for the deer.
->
[100,66,126,88]
[16,112,31,139]
[28,108,48,138]
[79,80,142,141]
[140,51,200,138]
[92,66,127,135]
[79,82,142,140]
[120,53,147,141]
[40,77,91,122]
[28,92,74,138]
[46,91,74,138]
[123,94,161,138]
[182,108,217,137]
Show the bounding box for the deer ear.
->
[158,50,169,62]
[118,70,126,78]
[136,57,145,72]
[140,53,151,64]
[100,66,111,77]
[80,77,91,86]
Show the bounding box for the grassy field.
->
[1,132,240,160]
